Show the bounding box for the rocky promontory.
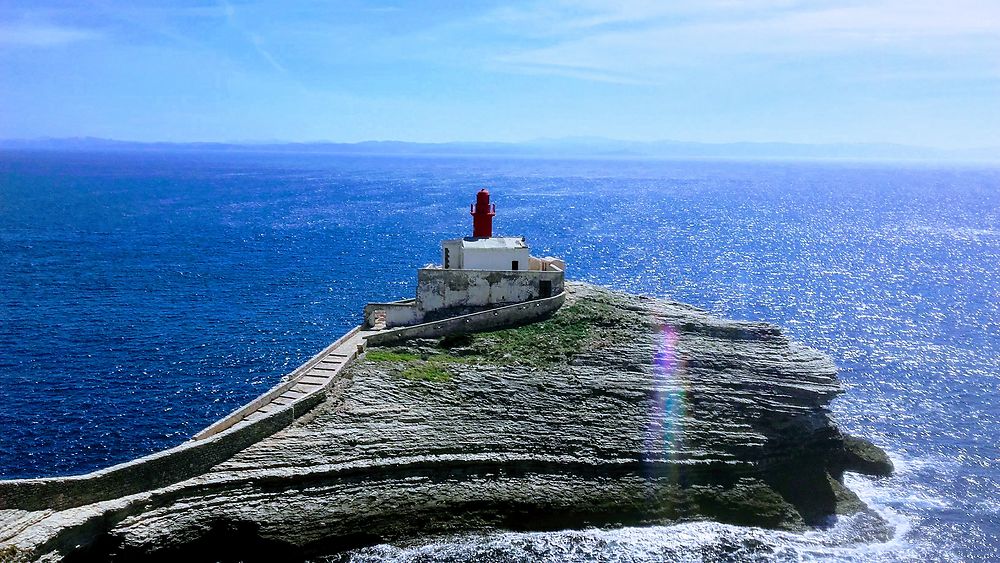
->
[0,282,891,562]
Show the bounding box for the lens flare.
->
[644,325,687,472]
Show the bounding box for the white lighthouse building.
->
[364,189,565,329]
[440,236,531,272]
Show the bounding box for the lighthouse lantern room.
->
[471,188,496,238]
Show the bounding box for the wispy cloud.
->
[219,0,286,73]
[499,61,650,85]
[489,0,1000,82]
[0,23,101,47]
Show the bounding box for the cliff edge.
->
[0,282,891,562]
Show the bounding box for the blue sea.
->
[1,151,998,561]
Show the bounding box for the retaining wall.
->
[363,269,565,330]
[0,327,362,513]
[365,291,567,347]
[416,268,564,313]
[0,393,325,512]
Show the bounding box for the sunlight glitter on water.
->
[3,153,998,560]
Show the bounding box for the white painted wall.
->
[441,240,464,269]
[461,247,531,271]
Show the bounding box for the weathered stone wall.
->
[365,291,566,347]
[416,268,564,313]
[364,269,566,329]
[363,299,421,328]
[0,391,325,513]
[0,326,365,513]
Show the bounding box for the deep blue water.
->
[1,151,998,561]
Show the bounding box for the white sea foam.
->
[338,514,925,563]
[336,455,969,563]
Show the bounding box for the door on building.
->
[539,280,552,298]
[511,260,519,271]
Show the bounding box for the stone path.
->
[244,330,372,422]
[194,328,375,437]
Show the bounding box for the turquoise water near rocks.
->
[1,151,998,561]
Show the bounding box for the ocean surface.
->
[1,151,998,561]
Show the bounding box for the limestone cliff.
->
[0,282,891,562]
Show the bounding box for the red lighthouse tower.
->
[470,189,496,238]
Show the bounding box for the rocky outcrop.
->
[0,282,891,562]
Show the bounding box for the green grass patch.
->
[365,350,422,362]
[399,362,452,382]
[447,298,646,366]
[367,348,472,365]
[368,296,649,369]
[364,347,465,383]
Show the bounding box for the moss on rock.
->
[373,297,651,367]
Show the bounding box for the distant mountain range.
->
[1,136,995,162]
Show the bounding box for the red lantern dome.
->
[470,189,496,238]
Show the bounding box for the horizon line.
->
[2,136,997,164]
[0,135,972,150]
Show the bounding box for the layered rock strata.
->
[0,282,891,562]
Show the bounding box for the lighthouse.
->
[471,189,495,238]
[363,189,565,329]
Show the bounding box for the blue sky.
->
[1,0,998,148]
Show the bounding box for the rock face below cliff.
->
[3,282,892,562]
